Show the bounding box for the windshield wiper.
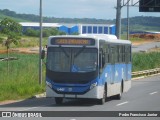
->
[59,45,69,58]
[74,46,86,58]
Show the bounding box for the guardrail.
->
[132,68,160,78]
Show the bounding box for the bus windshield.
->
[47,47,97,73]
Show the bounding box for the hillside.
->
[0,9,113,24]
[0,11,29,22]
[0,9,160,32]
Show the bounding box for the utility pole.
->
[39,0,43,85]
[116,0,122,39]
[127,0,130,40]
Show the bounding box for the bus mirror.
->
[41,50,45,59]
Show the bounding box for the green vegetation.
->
[0,18,22,57]
[132,52,160,72]
[0,53,45,101]
[24,28,66,37]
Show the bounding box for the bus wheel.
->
[55,97,63,104]
[116,85,122,100]
[98,88,106,105]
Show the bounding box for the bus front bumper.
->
[46,85,104,99]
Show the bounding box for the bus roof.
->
[80,34,131,45]
[49,34,131,45]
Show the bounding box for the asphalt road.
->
[132,41,160,52]
[0,74,160,120]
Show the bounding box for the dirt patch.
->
[132,40,155,46]
[0,47,39,54]
[130,34,160,46]
[0,50,7,54]
[148,47,160,52]
[130,34,160,40]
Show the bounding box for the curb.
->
[32,92,46,98]
[132,73,160,81]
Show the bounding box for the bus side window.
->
[104,45,109,63]
[119,45,123,63]
[115,45,119,63]
[125,45,131,63]
[128,45,131,62]
[122,45,125,62]
[110,46,115,64]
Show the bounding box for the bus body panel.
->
[99,63,131,97]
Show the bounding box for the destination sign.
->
[51,38,95,46]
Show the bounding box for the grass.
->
[0,53,45,101]
[16,36,48,48]
[132,52,160,72]
[0,34,48,49]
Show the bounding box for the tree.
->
[0,18,22,74]
[0,18,22,58]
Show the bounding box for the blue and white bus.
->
[44,34,132,105]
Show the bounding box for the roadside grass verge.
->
[0,53,45,101]
[132,52,160,72]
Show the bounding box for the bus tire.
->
[98,86,106,105]
[116,84,122,100]
[55,97,63,104]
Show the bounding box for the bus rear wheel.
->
[115,85,122,100]
[55,97,63,104]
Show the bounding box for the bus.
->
[43,34,132,105]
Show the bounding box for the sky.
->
[0,0,159,20]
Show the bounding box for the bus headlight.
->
[90,82,97,90]
[46,81,52,88]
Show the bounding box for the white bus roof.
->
[80,34,131,45]
[49,34,131,45]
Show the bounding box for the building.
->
[79,24,116,35]
[19,22,60,32]
[19,22,116,35]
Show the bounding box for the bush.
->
[25,28,39,37]
[24,28,66,37]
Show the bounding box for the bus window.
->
[122,46,125,62]
[115,45,119,63]
[47,47,97,72]
[105,45,110,63]
[125,45,131,63]
[110,46,115,64]
[73,48,98,72]
[119,45,123,63]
